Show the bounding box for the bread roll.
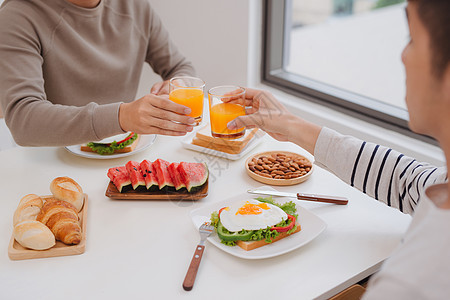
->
[13,194,43,226]
[13,220,56,250]
[37,198,81,245]
[50,177,84,212]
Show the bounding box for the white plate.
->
[64,134,157,159]
[181,125,265,160]
[189,188,327,259]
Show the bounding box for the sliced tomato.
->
[218,207,228,218]
[270,214,296,233]
[116,132,135,145]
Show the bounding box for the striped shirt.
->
[314,127,448,215]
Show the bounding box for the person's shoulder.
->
[0,0,62,28]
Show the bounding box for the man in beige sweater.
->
[0,0,196,146]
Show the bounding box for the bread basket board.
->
[105,180,208,200]
[8,195,88,260]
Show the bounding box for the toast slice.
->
[191,127,258,154]
[80,135,140,153]
[236,223,301,251]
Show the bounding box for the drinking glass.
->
[169,76,205,126]
[208,86,246,139]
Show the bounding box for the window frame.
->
[261,0,436,144]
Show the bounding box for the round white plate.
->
[189,188,326,259]
[64,134,157,159]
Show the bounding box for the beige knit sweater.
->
[0,0,195,146]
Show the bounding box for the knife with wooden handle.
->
[247,189,348,205]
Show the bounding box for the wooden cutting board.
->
[8,195,88,260]
[105,180,208,200]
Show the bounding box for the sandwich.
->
[80,132,139,155]
[210,197,301,251]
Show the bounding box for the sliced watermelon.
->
[107,166,132,193]
[125,161,146,190]
[178,162,208,192]
[168,162,186,191]
[152,159,174,190]
[140,160,158,190]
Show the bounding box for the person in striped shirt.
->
[229,0,449,298]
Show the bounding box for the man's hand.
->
[119,94,195,136]
[150,80,170,95]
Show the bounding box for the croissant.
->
[36,198,81,245]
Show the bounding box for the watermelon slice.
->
[140,160,158,190]
[107,166,132,192]
[125,161,146,190]
[168,162,186,191]
[152,159,174,190]
[177,162,208,192]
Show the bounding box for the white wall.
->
[137,0,250,98]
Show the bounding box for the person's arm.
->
[314,127,446,214]
[0,6,118,147]
[230,88,447,214]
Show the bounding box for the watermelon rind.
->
[178,162,209,192]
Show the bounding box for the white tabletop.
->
[0,133,411,300]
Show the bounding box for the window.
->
[263,0,434,143]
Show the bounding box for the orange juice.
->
[169,88,204,121]
[209,102,245,138]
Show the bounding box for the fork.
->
[182,222,215,291]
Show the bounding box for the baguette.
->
[80,134,140,153]
[13,220,56,250]
[50,176,84,212]
[13,194,43,226]
[236,224,301,251]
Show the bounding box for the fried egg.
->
[220,199,287,232]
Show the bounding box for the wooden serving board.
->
[105,180,208,200]
[8,195,88,260]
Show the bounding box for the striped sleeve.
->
[314,127,448,214]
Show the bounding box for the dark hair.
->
[409,0,450,78]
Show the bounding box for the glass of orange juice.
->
[208,86,246,139]
[169,76,205,126]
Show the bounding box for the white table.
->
[0,133,411,300]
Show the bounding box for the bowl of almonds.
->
[245,151,313,186]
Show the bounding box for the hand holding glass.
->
[208,86,246,139]
[169,76,205,126]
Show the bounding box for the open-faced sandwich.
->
[210,197,301,251]
[80,132,139,155]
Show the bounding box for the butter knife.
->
[247,189,348,205]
